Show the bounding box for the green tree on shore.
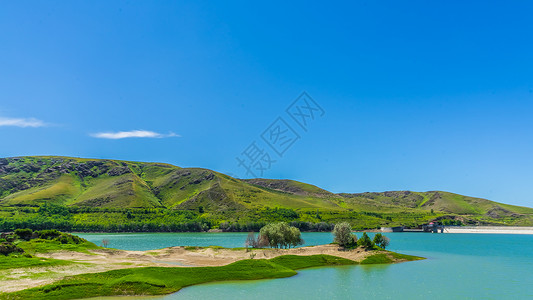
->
[373,233,390,249]
[357,232,374,249]
[259,222,304,249]
[332,222,357,249]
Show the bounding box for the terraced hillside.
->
[0,156,532,231]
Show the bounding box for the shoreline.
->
[67,226,533,235]
[0,244,419,294]
[443,226,533,234]
[1,244,423,297]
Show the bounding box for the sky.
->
[1,1,532,207]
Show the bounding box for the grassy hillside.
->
[1,156,532,230]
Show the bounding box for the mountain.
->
[1,156,532,228]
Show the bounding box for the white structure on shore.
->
[380,226,404,232]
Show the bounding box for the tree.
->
[259,222,304,249]
[245,232,269,248]
[332,222,357,249]
[245,232,255,249]
[357,232,374,249]
[373,233,390,249]
[381,236,390,249]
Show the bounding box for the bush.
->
[332,222,357,249]
[0,233,16,243]
[259,222,304,249]
[14,228,33,241]
[373,233,390,249]
[36,229,61,240]
[54,233,84,245]
[357,232,374,249]
[0,242,24,255]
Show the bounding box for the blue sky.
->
[1,1,532,207]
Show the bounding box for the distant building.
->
[423,223,444,233]
[381,226,404,232]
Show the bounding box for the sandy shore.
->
[37,244,376,268]
[444,226,533,234]
[0,244,380,293]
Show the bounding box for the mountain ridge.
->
[1,156,532,228]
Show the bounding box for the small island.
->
[0,225,423,299]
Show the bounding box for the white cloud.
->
[90,130,180,139]
[0,117,47,128]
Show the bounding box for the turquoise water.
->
[75,232,332,250]
[78,233,533,299]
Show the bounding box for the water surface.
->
[76,232,333,250]
[78,232,533,299]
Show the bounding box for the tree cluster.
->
[332,224,391,250]
[373,233,390,249]
[220,221,334,233]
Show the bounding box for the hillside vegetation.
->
[1,156,532,231]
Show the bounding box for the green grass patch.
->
[360,252,425,264]
[207,246,249,251]
[17,239,100,255]
[206,245,225,250]
[0,253,71,270]
[183,246,244,251]
[388,252,425,261]
[113,262,134,266]
[5,259,297,299]
[269,254,357,270]
[360,253,393,264]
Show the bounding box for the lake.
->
[77,232,533,299]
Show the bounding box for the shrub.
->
[259,222,304,249]
[14,228,33,241]
[0,233,16,243]
[357,232,374,249]
[332,222,357,249]
[0,242,24,255]
[58,235,69,244]
[36,229,61,240]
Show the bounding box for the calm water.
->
[78,232,533,299]
[76,232,333,250]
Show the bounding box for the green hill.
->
[0,156,532,231]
